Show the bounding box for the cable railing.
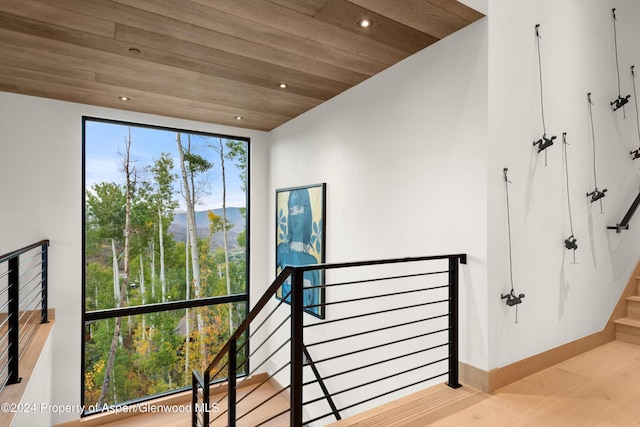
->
[0,240,50,394]
[192,254,466,426]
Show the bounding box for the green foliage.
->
[84,134,249,409]
[183,151,213,174]
[86,182,125,241]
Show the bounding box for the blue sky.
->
[84,120,247,211]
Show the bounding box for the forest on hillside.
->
[83,120,248,408]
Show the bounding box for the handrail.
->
[0,240,49,393]
[192,253,466,426]
[608,190,640,232]
[0,240,50,263]
[203,266,294,374]
[85,293,247,321]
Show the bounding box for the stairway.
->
[614,277,640,345]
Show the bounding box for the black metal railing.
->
[0,240,50,393]
[192,254,466,426]
[608,190,640,232]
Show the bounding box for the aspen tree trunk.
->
[150,240,156,300]
[98,129,134,406]
[176,133,206,368]
[218,140,234,332]
[112,238,120,303]
[158,204,167,302]
[140,254,146,342]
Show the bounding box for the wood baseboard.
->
[465,260,640,393]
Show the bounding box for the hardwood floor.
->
[77,340,640,426]
[331,340,640,427]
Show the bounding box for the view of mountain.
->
[168,207,246,250]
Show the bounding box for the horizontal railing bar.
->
[305,299,449,328]
[0,240,49,264]
[236,369,292,421]
[0,330,9,347]
[213,343,291,407]
[85,293,247,321]
[255,405,290,427]
[0,298,11,312]
[18,323,39,359]
[18,282,43,309]
[304,342,449,388]
[293,254,466,274]
[204,267,294,374]
[18,295,42,319]
[247,297,290,342]
[19,276,43,297]
[233,339,288,388]
[306,313,448,348]
[304,356,449,406]
[0,362,9,382]
[0,343,9,362]
[18,263,44,286]
[18,308,40,331]
[306,371,448,425]
[0,271,9,281]
[241,386,291,426]
[320,270,449,289]
[244,316,290,366]
[18,252,44,270]
[310,327,450,365]
[306,285,448,310]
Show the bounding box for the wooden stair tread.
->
[627,295,640,302]
[614,317,640,327]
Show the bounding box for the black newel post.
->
[290,268,304,426]
[228,338,237,426]
[41,242,49,323]
[8,256,20,384]
[447,256,461,389]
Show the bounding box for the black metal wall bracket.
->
[608,190,640,233]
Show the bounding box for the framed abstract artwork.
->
[275,183,326,319]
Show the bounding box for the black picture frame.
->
[275,183,326,319]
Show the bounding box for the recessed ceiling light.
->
[357,18,372,28]
[119,96,130,101]
[128,47,141,54]
[279,83,288,89]
[235,116,243,120]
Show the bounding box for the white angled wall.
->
[487,0,640,369]
[267,17,490,374]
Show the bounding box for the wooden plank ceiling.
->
[0,0,484,131]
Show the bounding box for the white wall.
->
[4,0,640,422]
[487,0,640,369]
[266,16,489,382]
[0,92,269,424]
[11,325,54,427]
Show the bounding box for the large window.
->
[82,118,249,411]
